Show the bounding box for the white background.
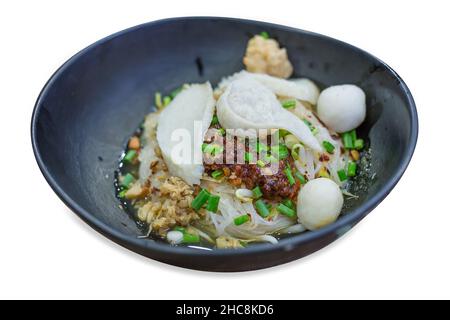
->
[1,0,448,300]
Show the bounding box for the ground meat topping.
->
[203,132,300,201]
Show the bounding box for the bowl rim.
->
[31,16,418,261]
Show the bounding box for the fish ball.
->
[317,85,366,133]
[297,178,343,230]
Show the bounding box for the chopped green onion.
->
[183,233,200,243]
[282,199,295,210]
[256,142,269,153]
[154,92,163,109]
[203,144,215,154]
[350,129,357,143]
[337,169,348,181]
[123,150,137,163]
[173,226,186,233]
[163,96,172,106]
[218,128,226,136]
[211,115,219,125]
[282,100,296,109]
[278,129,290,138]
[276,203,296,218]
[170,87,182,98]
[118,189,127,198]
[244,152,253,162]
[252,186,263,199]
[354,139,364,150]
[206,195,220,213]
[211,170,224,180]
[213,145,224,156]
[260,31,269,39]
[191,189,210,211]
[256,159,266,167]
[234,214,250,226]
[342,132,354,149]
[303,119,318,135]
[284,166,295,186]
[322,141,335,154]
[121,173,135,188]
[271,144,289,159]
[295,172,307,184]
[255,199,270,218]
[347,161,357,177]
[203,144,223,156]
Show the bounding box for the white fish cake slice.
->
[218,70,319,105]
[217,78,321,152]
[156,82,215,185]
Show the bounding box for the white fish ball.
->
[297,178,344,230]
[317,84,366,133]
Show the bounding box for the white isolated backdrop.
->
[0,0,448,299]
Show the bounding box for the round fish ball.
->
[297,178,344,230]
[317,84,366,133]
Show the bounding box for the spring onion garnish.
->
[203,144,223,156]
[256,142,269,153]
[342,132,354,149]
[218,128,226,136]
[284,166,295,186]
[163,96,172,106]
[191,189,210,211]
[282,100,296,109]
[337,169,348,181]
[211,170,224,179]
[234,214,250,226]
[322,141,335,154]
[118,189,127,198]
[170,87,182,99]
[154,92,163,109]
[260,31,269,39]
[183,233,200,243]
[282,199,295,210]
[271,144,289,159]
[121,173,135,188]
[278,129,290,138]
[257,159,266,168]
[354,139,364,150]
[276,203,296,218]
[173,226,186,233]
[255,199,270,218]
[252,186,263,199]
[244,152,253,162]
[350,129,357,143]
[295,172,307,185]
[211,114,219,125]
[123,150,137,163]
[303,119,319,135]
[347,161,357,177]
[206,195,220,213]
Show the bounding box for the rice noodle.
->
[209,193,295,240]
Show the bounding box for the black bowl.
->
[31,17,418,272]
